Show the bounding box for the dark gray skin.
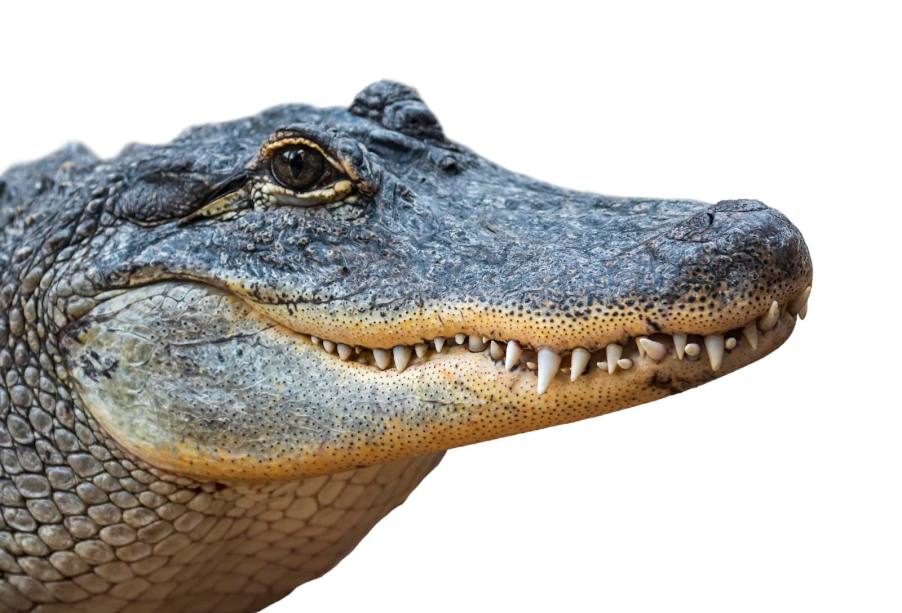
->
[0,81,811,611]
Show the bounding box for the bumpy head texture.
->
[0,81,811,611]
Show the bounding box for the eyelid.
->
[259,136,345,174]
[259,180,355,207]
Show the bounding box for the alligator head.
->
[46,81,812,483]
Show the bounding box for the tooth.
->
[638,337,667,361]
[322,340,335,354]
[482,336,490,344]
[635,337,648,358]
[455,333,466,345]
[617,358,633,370]
[570,348,590,381]
[310,336,321,346]
[536,348,561,394]
[490,341,504,360]
[684,343,701,358]
[373,349,391,370]
[704,335,725,371]
[790,286,811,320]
[725,337,737,350]
[673,334,687,360]
[434,337,446,353]
[605,343,622,374]
[526,361,537,370]
[393,345,412,372]
[742,322,759,350]
[596,361,608,371]
[337,344,353,361]
[759,300,780,331]
[414,343,428,359]
[468,335,486,352]
[504,341,522,371]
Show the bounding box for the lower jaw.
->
[66,282,800,481]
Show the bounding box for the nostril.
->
[706,212,715,226]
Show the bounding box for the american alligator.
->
[0,81,812,612]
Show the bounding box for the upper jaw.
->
[249,285,812,395]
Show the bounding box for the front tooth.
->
[536,348,561,394]
[434,337,446,352]
[570,348,590,381]
[414,343,428,359]
[489,341,504,360]
[635,337,648,358]
[673,334,687,360]
[468,335,486,352]
[638,337,667,361]
[790,286,811,320]
[393,345,412,372]
[704,335,725,371]
[684,343,701,358]
[725,337,737,350]
[373,349,391,370]
[455,333,466,345]
[617,358,633,370]
[759,300,780,331]
[337,344,353,361]
[505,340,522,370]
[322,340,336,354]
[742,322,759,350]
[605,343,623,374]
[310,336,321,346]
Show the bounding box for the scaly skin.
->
[0,81,812,611]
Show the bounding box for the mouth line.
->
[278,287,811,395]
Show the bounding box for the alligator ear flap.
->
[116,154,248,225]
[181,188,248,223]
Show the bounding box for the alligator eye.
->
[270,145,331,191]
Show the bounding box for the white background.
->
[2,2,899,611]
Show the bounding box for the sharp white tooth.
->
[725,337,737,350]
[504,340,522,371]
[790,286,811,320]
[455,333,466,345]
[536,348,561,394]
[490,341,504,360]
[310,336,321,346]
[617,358,633,370]
[337,344,353,361]
[759,300,780,331]
[635,337,648,358]
[434,337,446,353]
[673,334,687,360]
[570,348,590,381]
[742,322,758,350]
[414,343,428,359]
[393,345,412,372]
[638,337,667,361]
[468,335,486,352]
[684,342,701,358]
[605,343,623,374]
[704,335,725,371]
[322,340,335,354]
[373,349,391,370]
